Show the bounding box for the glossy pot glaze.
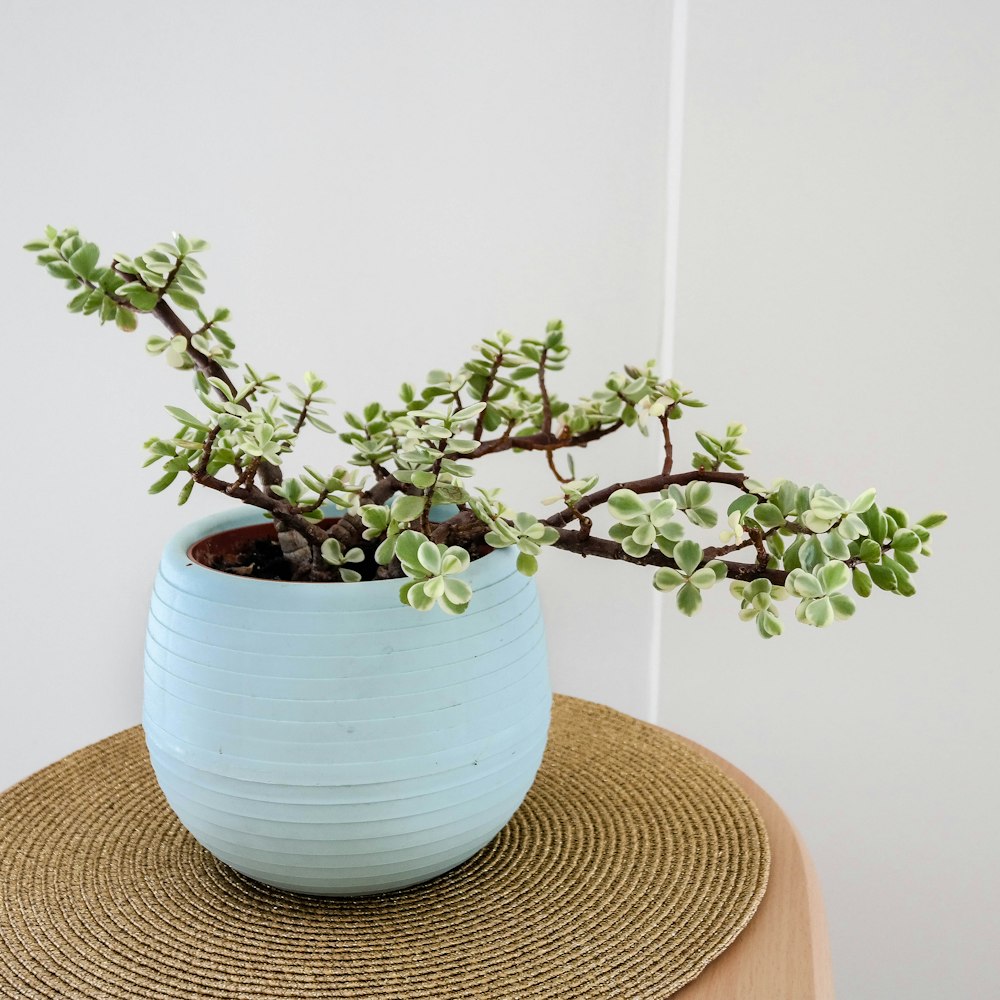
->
[143,509,551,895]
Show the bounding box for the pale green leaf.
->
[849,488,877,513]
[653,567,685,592]
[689,566,719,590]
[830,594,856,620]
[818,561,850,593]
[516,552,539,576]
[676,582,702,617]
[673,539,703,576]
[390,495,425,524]
[394,530,424,569]
[417,540,443,575]
[805,596,834,627]
[405,581,435,611]
[608,488,646,523]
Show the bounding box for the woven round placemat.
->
[0,695,768,999]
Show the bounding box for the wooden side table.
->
[674,735,836,1000]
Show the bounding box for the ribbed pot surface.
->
[143,510,551,895]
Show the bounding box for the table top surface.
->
[0,695,832,999]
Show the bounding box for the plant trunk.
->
[276,524,314,575]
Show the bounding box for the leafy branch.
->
[27,227,947,633]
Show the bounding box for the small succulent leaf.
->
[689,567,719,590]
[394,530,425,570]
[417,541,443,575]
[320,538,345,565]
[758,611,782,638]
[116,307,138,332]
[820,532,851,560]
[885,506,909,528]
[805,596,834,627]
[633,522,656,547]
[775,482,800,515]
[621,536,651,559]
[440,593,469,615]
[830,594,856,620]
[859,539,883,563]
[818,561,851,593]
[537,526,560,545]
[892,529,920,553]
[689,506,719,528]
[753,503,784,529]
[608,489,647,523]
[148,470,179,494]
[688,482,712,508]
[810,493,847,519]
[649,499,677,527]
[727,494,758,518]
[852,568,874,598]
[783,536,804,572]
[789,569,823,599]
[409,470,436,488]
[657,521,685,542]
[868,561,898,592]
[653,567,685,592]
[442,547,471,574]
[68,243,100,280]
[360,504,390,533]
[673,539,703,576]
[881,555,910,584]
[442,577,473,605]
[516,552,539,576]
[405,581,436,611]
[849,488,877,514]
[374,536,396,566]
[390,495,425,524]
[799,536,828,574]
[676,582,702,617]
[917,512,948,529]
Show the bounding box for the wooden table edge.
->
[671,734,836,1000]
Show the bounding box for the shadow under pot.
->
[143,508,551,896]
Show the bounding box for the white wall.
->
[668,2,999,998]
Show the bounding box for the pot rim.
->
[161,508,519,613]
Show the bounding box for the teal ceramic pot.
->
[142,508,551,896]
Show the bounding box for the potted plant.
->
[26,228,947,896]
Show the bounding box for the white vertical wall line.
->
[646,0,688,725]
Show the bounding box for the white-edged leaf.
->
[673,539,703,576]
[653,567,684,592]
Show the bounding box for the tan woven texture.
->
[0,695,769,999]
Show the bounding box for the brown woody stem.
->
[550,526,789,585]
[544,469,750,529]
[660,408,675,475]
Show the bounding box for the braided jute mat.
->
[0,695,769,999]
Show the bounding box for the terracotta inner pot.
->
[188,519,338,572]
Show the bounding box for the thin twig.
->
[660,408,675,475]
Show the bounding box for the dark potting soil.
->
[203,536,297,580]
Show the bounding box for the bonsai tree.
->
[26,228,947,635]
